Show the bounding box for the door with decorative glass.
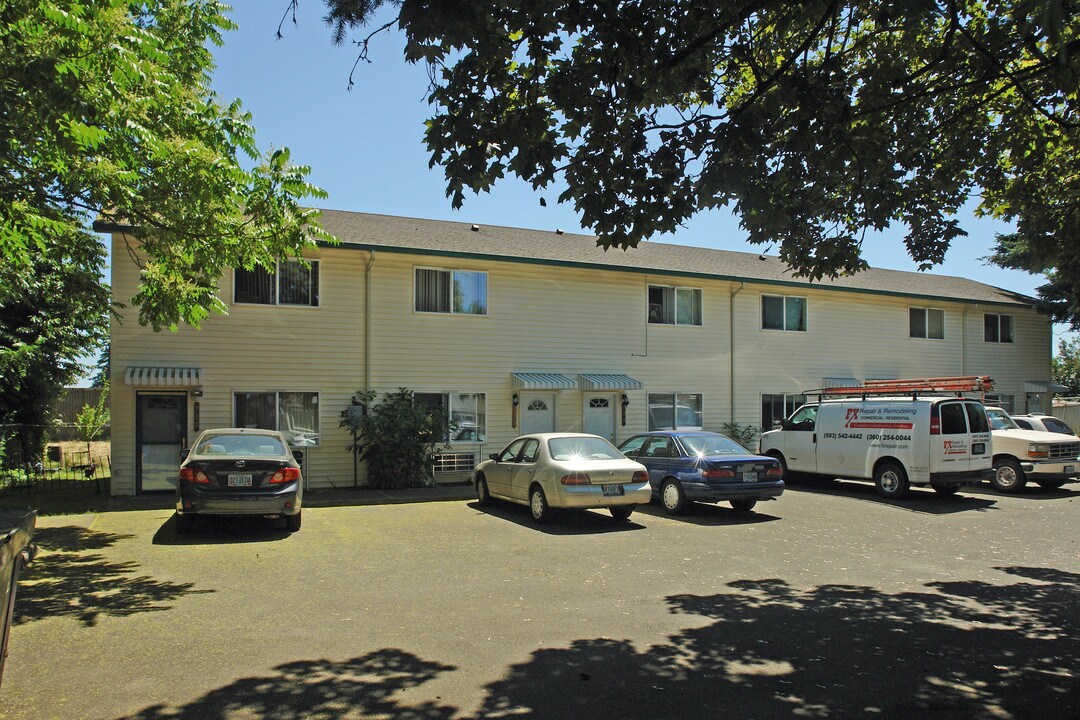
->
[583,395,616,441]
[521,394,555,435]
[136,393,187,493]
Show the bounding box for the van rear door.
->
[931,400,975,474]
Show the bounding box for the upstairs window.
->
[762,295,807,331]
[415,268,487,315]
[909,307,945,339]
[648,285,702,325]
[984,313,1014,343]
[234,260,319,307]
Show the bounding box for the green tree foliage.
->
[318,0,1080,326]
[2,1,331,460]
[339,388,453,488]
[1052,337,1080,395]
[75,381,111,462]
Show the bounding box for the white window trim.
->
[647,391,704,431]
[909,306,946,340]
[647,284,704,326]
[413,266,489,316]
[232,390,321,447]
[415,391,489,443]
[232,259,320,308]
[760,294,808,332]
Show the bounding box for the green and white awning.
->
[511,372,577,390]
[578,373,642,390]
[125,366,202,386]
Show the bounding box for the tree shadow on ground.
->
[114,567,1078,719]
[116,649,458,720]
[14,525,211,627]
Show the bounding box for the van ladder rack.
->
[814,375,995,400]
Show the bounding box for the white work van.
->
[759,395,994,498]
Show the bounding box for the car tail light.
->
[270,467,301,484]
[632,470,648,483]
[180,467,209,484]
[702,467,736,479]
[930,412,940,435]
[560,471,591,485]
[765,465,783,477]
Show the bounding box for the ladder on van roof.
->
[816,376,995,399]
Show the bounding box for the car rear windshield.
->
[680,434,748,456]
[548,437,622,461]
[196,434,286,456]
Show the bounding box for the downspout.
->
[961,308,968,376]
[365,251,376,390]
[730,282,745,426]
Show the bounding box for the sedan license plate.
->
[742,471,758,483]
[602,484,624,497]
[227,474,253,487]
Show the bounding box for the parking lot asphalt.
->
[3,480,1078,719]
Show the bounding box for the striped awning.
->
[578,373,642,390]
[125,366,202,386]
[511,372,577,390]
[1025,381,1069,393]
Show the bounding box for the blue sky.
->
[92,2,1071,384]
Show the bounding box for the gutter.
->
[365,251,376,390]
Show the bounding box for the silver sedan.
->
[473,433,651,523]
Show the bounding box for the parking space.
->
[2,484,1078,719]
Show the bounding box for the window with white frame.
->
[234,260,319,306]
[909,307,945,339]
[234,391,320,446]
[984,313,1014,343]
[414,268,488,315]
[761,294,807,331]
[647,393,703,430]
[415,392,487,442]
[761,393,807,430]
[648,285,702,325]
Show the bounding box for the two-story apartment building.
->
[104,210,1054,495]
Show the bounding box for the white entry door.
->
[583,394,616,441]
[521,393,555,435]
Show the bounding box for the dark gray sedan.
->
[176,428,304,533]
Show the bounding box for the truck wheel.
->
[991,459,1026,493]
[874,462,910,499]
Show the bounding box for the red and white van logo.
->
[845,408,860,427]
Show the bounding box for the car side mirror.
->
[489,452,501,461]
[179,448,190,461]
[775,419,787,430]
[292,449,304,460]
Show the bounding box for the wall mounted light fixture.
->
[620,393,630,426]
[512,393,520,428]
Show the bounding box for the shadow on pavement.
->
[14,525,212,627]
[632,500,782,526]
[785,477,999,514]
[151,513,293,546]
[113,567,1078,719]
[467,499,646,535]
[960,483,1080,501]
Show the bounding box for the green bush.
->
[340,389,453,489]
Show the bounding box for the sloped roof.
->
[319,209,1034,307]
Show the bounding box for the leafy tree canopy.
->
[316,0,1080,326]
[1052,336,1080,395]
[1,0,331,333]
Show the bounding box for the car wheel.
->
[1037,480,1066,490]
[285,511,302,532]
[609,505,634,522]
[175,512,194,535]
[873,461,910,499]
[475,475,492,506]
[730,499,757,514]
[931,483,960,497]
[991,459,1026,493]
[660,478,686,515]
[529,485,550,524]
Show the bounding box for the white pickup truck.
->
[984,407,1080,491]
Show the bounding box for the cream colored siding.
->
[109,213,1054,494]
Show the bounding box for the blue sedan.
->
[618,431,784,515]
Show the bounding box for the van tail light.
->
[632,470,648,483]
[270,467,301,484]
[703,467,736,479]
[765,465,783,477]
[930,414,941,435]
[180,467,209,484]
[560,471,591,486]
